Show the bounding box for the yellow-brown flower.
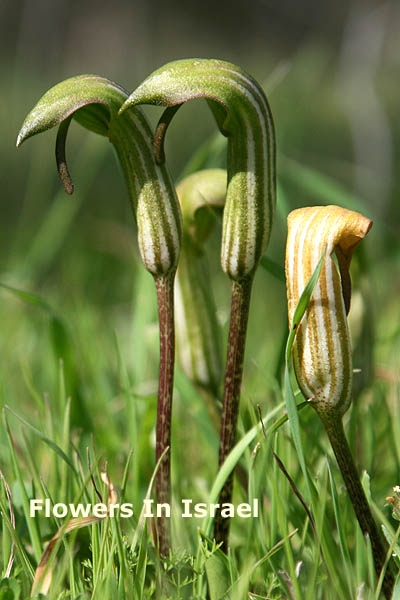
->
[286,205,372,417]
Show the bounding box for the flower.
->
[175,169,226,394]
[17,74,181,276]
[285,205,372,417]
[119,58,276,281]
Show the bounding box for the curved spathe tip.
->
[119,58,236,116]
[16,75,128,146]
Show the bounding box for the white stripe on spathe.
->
[121,111,180,275]
[122,59,276,282]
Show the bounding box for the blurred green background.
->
[0,3,399,597]
[0,0,399,486]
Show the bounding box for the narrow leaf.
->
[5,406,78,477]
[283,247,326,504]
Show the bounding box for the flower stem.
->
[320,410,395,599]
[154,273,176,557]
[214,277,253,550]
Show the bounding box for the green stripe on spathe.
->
[120,58,276,281]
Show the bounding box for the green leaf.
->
[2,411,41,568]
[201,402,284,538]
[0,578,21,600]
[283,247,326,504]
[327,459,353,593]
[0,282,55,314]
[205,552,231,600]
[382,525,400,559]
[392,570,400,600]
[130,446,169,553]
[285,246,327,364]
[251,529,298,571]
[5,406,78,478]
[194,400,304,597]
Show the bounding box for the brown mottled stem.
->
[214,276,253,549]
[154,273,176,557]
[319,410,395,599]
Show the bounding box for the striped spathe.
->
[17,74,182,278]
[120,58,276,282]
[285,205,372,417]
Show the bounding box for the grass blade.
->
[5,405,78,478]
[284,246,326,504]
